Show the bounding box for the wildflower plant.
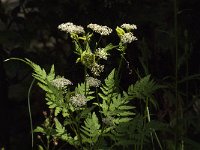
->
[20,22,163,150]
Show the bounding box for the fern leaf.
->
[99,69,116,105]
[34,126,45,134]
[47,65,55,81]
[25,59,47,83]
[128,75,160,100]
[54,118,65,134]
[103,43,118,52]
[25,58,55,85]
[81,112,101,144]
[55,107,62,116]
[37,83,52,93]
[54,118,77,145]
[75,83,95,101]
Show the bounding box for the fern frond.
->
[47,64,55,81]
[128,75,160,100]
[25,59,70,116]
[45,85,68,116]
[25,58,55,87]
[54,118,78,146]
[26,59,45,83]
[111,115,149,146]
[81,112,101,144]
[108,94,135,118]
[111,115,167,147]
[98,69,135,125]
[99,69,116,105]
[75,83,95,101]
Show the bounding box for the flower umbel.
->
[70,94,87,107]
[86,76,101,87]
[91,63,104,76]
[121,32,137,44]
[121,23,137,31]
[87,23,112,36]
[51,77,72,89]
[95,48,108,60]
[58,22,85,34]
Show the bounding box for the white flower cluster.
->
[95,48,108,60]
[121,32,137,44]
[51,77,73,89]
[86,76,101,87]
[58,22,85,34]
[121,23,137,31]
[87,23,112,35]
[70,94,87,107]
[91,63,104,76]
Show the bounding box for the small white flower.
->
[70,94,87,107]
[95,48,108,60]
[58,22,85,34]
[121,32,137,44]
[121,23,137,31]
[51,77,72,89]
[87,23,112,35]
[86,76,101,87]
[91,63,104,76]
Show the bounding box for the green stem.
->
[67,105,83,149]
[115,53,124,91]
[4,57,30,66]
[174,0,178,146]
[3,57,35,149]
[184,30,189,112]
[84,66,87,96]
[140,136,143,150]
[146,98,163,150]
[94,35,102,50]
[38,137,48,150]
[174,0,183,149]
[47,137,50,150]
[154,132,163,150]
[75,122,83,150]
[28,79,35,149]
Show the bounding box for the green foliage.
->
[116,26,125,37]
[111,115,167,147]
[23,23,169,150]
[75,82,95,101]
[38,145,44,150]
[99,69,117,106]
[98,69,136,140]
[25,59,55,91]
[81,112,101,145]
[25,59,55,85]
[34,117,56,140]
[25,59,72,117]
[54,118,77,145]
[2,0,200,149]
[99,69,135,121]
[111,115,149,146]
[128,75,160,100]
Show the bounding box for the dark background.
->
[0,0,200,149]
